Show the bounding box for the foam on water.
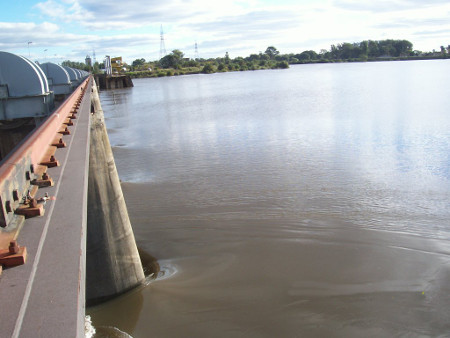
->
[92,326,133,338]
[154,259,179,281]
[84,315,95,338]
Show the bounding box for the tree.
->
[172,49,184,60]
[201,63,215,74]
[246,54,260,62]
[184,60,199,67]
[265,46,279,59]
[276,61,289,69]
[360,41,369,56]
[319,49,330,60]
[393,40,413,56]
[159,49,184,69]
[297,50,318,61]
[340,43,355,59]
[61,60,89,71]
[132,58,146,69]
[259,52,270,61]
[234,57,245,66]
[92,61,101,74]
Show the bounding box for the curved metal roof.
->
[62,66,79,82]
[0,51,50,97]
[73,68,82,79]
[39,62,71,86]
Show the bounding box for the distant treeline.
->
[61,60,92,72]
[294,39,414,62]
[62,39,450,77]
[126,39,449,78]
[128,46,289,78]
[287,39,450,63]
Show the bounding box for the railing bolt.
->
[31,172,53,187]
[9,240,19,255]
[29,198,37,208]
[5,201,12,213]
[12,190,19,201]
[59,127,70,135]
[41,155,59,167]
[53,138,66,148]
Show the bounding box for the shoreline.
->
[124,54,449,79]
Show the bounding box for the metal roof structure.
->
[39,62,72,95]
[0,51,54,120]
[62,65,81,86]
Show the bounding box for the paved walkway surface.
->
[0,80,92,338]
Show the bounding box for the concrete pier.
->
[86,81,145,305]
[94,74,134,90]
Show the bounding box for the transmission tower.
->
[194,41,199,60]
[159,25,167,59]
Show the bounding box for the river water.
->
[88,60,450,337]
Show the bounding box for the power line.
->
[194,41,199,60]
[160,25,167,60]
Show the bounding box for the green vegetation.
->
[125,40,449,79]
[65,39,450,78]
[61,60,90,71]
[159,49,185,69]
[126,46,292,78]
[287,39,450,64]
[62,60,103,74]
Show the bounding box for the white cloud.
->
[33,0,258,30]
[333,0,450,12]
[0,22,64,46]
[34,0,92,23]
[2,0,449,62]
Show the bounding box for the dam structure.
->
[0,51,144,337]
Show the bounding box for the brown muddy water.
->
[88,61,450,337]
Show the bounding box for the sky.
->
[1,0,449,64]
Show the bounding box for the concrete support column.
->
[86,80,144,305]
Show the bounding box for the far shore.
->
[124,54,449,79]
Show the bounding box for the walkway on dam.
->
[0,79,92,338]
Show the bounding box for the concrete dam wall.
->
[86,81,145,305]
[0,51,144,335]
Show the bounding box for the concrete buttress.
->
[86,81,145,305]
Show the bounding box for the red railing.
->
[0,76,91,230]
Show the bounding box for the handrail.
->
[0,76,91,228]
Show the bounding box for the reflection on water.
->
[88,61,450,337]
